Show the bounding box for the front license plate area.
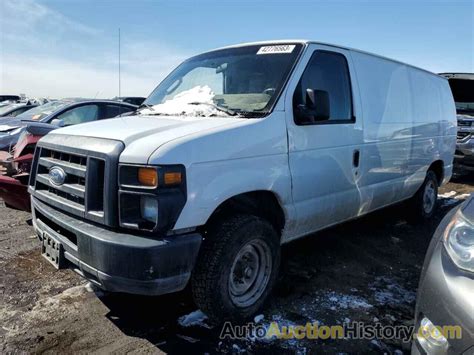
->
[41,232,65,269]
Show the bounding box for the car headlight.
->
[140,196,158,223]
[443,210,474,272]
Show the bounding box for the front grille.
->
[29,134,124,227]
[457,131,470,140]
[458,120,472,127]
[34,147,104,216]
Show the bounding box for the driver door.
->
[285,44,364,239]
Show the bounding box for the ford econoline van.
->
[28,41,456,321]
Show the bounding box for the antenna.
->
[118,28,121,98]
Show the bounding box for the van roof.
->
[210,40,446,80]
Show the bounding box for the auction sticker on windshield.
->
[257,45,295,55]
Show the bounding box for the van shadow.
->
[97,198,463,353]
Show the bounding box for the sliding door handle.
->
[353,149,360,168]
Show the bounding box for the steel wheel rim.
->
[228,239,272,308]
[423,180,436,214]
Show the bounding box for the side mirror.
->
[50,118,65,127]
[295,89,330,124]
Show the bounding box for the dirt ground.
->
[1,176,473,354]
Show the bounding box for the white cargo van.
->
[29,41,456,322]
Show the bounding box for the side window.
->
[56,105,99,126]
[293,51,353,124]
[10,107,30,116]
[105,105,134,118]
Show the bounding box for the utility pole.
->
[118,28,121,98]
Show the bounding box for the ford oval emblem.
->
[49,166,67,186]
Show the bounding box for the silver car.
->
[440,73,474,174]
[412,195,474,354]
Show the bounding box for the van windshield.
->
[142,44,303,118]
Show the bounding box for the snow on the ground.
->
[438,191,457,198]
[138,86,231,117]
[369,276,416,305]
[177,309,211,328]
[455,193,471,199]
[438,191,470,206]
[318,291,373,310]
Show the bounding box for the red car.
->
[0,123,54,211]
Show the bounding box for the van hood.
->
[50,115,247,162]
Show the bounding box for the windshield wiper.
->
[188,102,237,116]
[136,103,155,113]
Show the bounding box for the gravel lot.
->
[1,176,473,354]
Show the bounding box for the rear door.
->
[284,44,364,239]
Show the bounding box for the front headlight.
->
[140,196,158,223]
[118,164,186,232]
[444,211,474,272]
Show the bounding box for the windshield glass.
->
[16,101,69,121]
[448,78,474,114]
[0,105,18,116]
[142,44,303,118]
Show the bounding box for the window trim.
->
[293,49,355,126]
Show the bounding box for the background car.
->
[113,96,146,106]
[0,103,38,117]
[440,73,474,174]
[0,95,21,103]
[0,123,54,210]
[412,195,474,354]
[0,99,137,151]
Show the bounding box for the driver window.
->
[56,105,99,126]
[293,51,353,123]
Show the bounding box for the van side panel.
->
[351,51,456,215]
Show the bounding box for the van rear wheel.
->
[191,214,280,323]
[407,170,438,222]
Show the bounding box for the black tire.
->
[191,214,280,323]
[407,170,438,222]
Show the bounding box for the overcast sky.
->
[0,0,472,99]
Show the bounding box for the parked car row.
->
[0,99,138,210]
[2,41,472,354]
[0,103,38,118]
[440,73,474,175]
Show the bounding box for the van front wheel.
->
[191,214,280,323]
[408,170,438,221]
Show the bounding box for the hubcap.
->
[423,180,436,214]
[228,239,272,308]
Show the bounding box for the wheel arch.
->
[202,190,287,235]
[428,160,444,186]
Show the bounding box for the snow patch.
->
[177,309,211,328]
[370,276,416,305]
[138,86,231,117]
[320,291,373,310]
[438,191,469,207]
[438,191,457,198]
